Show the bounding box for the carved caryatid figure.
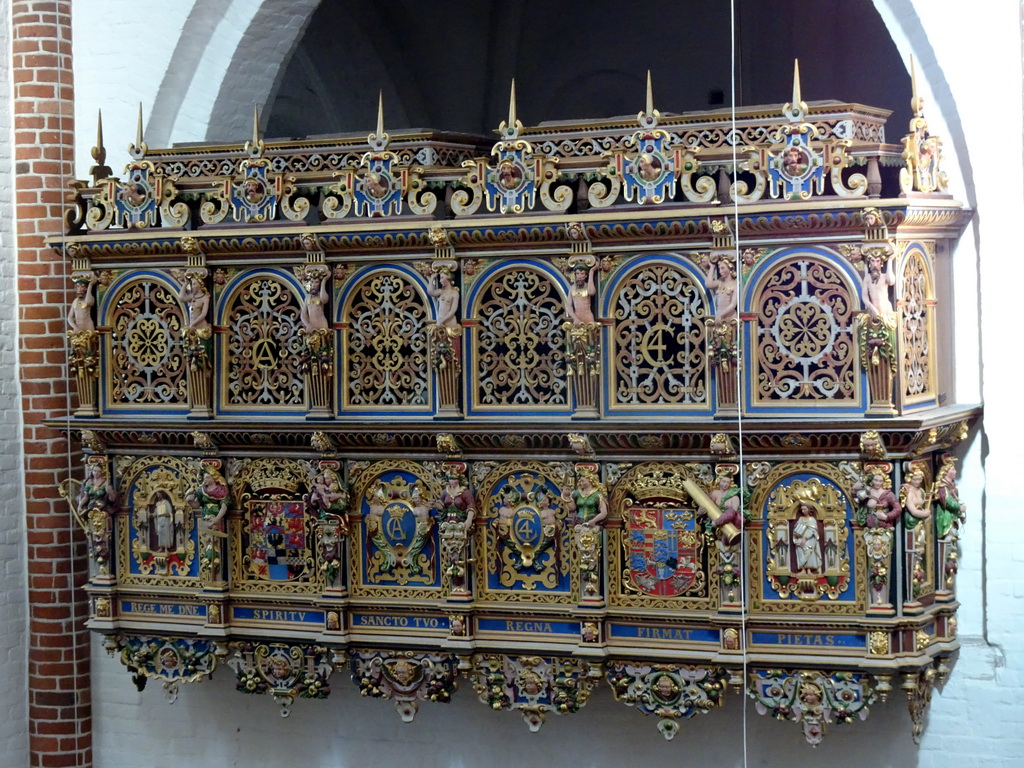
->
[934,456,965,594]
[853,471,901,529]
[296,263,333,414]
[73,458,117,573]
[300,268,329,334]
[68,274,96,333]
[934,457,964,538]
[187,465,229,582]
[562,467,607,603]
[708,472,744,541]
[179,271,211,345]
[561,469,608,529]
[901,468,931,528]
[856,234,898,412]
[67,272,100,415]
[853,467,900,608]
[900,466,931,602]
[703,256,740,407]
[704,257,738,324]
[309,466,349,534]
[177,268,213,414]
[562,259,601,411]
[433,469,476,596]
[426,261,462,413]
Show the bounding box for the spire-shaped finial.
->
[909,55,924,117]
[244,105,265,157]
[783,59,807,122]
[128,103,148,160]
[89,109,111,184]
[507,79,517,129]
[498,78,523,139]
[637,70,661,128]
[368,91,390,151]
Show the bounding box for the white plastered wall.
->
[62,1,1024,766]
[0,0,29,765]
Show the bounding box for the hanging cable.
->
[728,2,749,766]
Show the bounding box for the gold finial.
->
[638,70,661,128]
[498,78,523,139]
[89,109,111,184]
[508,79,517,127]
[128,103,147,160]
[244,105,265,157]
[368,91,390,150]
[909,55,924,116]
[792,59,802,107]
[783,59,807,122]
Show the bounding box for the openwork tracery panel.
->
[223,275,304,408]
[609,263,708,409]
[342,271,430,410]
[753,258,857,406]
[107,279,187,407]
[472,268,567,410]
[899,251,935,402]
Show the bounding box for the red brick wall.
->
[12,1,92,766]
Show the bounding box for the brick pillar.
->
[12,2,92,766]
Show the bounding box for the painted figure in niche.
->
[119,181,148,208]
[497,162,524,191]
[309,467,349,534]
[152,490,177,551]
[782,146,809,177]
[561,469,608,528]
[364,172,390,199]
[636,153,663,182]
[67,274,97,333]
[791,503,823,574]
[563,260,602,408]
[73,460,117,570]
[853,472,901,528]
[243,178,266,205]
[934,458,965,538]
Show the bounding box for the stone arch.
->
[146,0,321,147]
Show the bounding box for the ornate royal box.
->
[55,65,975,741]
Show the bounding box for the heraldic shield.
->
[246,500,309,581]
[627,507,705,597]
